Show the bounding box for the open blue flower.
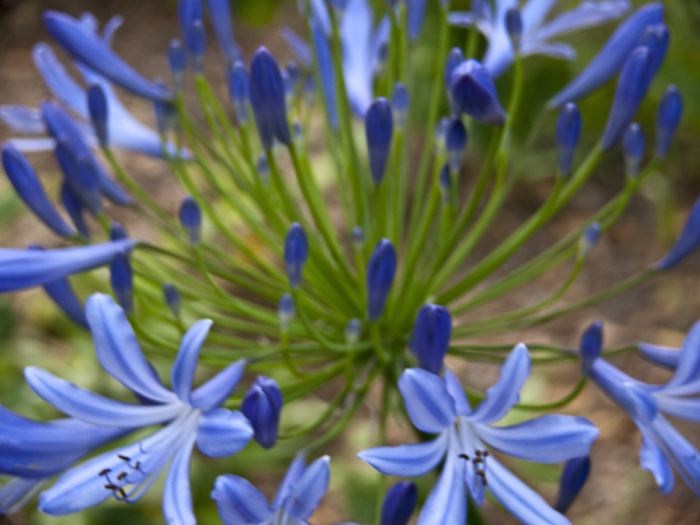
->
[25,293,252,522]
[359,344,599,524]
[212,453,330,525]
[449,0,629,78]
[579,321,700,495]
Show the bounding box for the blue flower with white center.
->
[212,453,330,525]
[26,294,252,522]
[449,0,629,78]
[359,344,599,525]
[579,321,700,495]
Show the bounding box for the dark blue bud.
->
[179,0,203,34]
[623,123,645,177]
[579,320,603,374]
[110,252,133,313]
[278,292,295,331]
[87,84,109,148]
[657,195,700,270]
[581,222,601,254]
[655,85,682,158]
[445,48,464,90]
[555,456,591,514]
[2,143,75,238]
[250,47,291,149]
[367,239,397,320]
[185,18,206,72]
[445,117,467,173]
[206,0,239,63]
[54,141,102,215]
[284,222,308,287]
[439,164,451,201]
[345,318,361,343]
[241,376,283,449]
[641,24,669,79]
[168,39,187,88]
[110,222,128,241]
[179,196,202,244]
[391,83,410,129]
[601,46,655,150]
[351,226,365,246]
[556,102,581,177]
[410,304,452,374]
[451,59,506,125]
[365,98,394,185]
[163,283,181,317]
[256,153,269,184]
[60,183,90,238]
[381,481,418,525]
[505,8,523,50]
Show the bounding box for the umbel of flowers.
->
[0,0,697,524]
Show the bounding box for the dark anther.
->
[117,472,128,481]
[104,483,118,491]
[99,468,111,476]
[133,461,143,472]
[458,453,470,461]
[118,488,128,500]
[118,454,131,462]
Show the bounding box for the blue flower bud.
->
[206,0,239,63]
[445,117,467,173]
[256,153,269,184]
[345,318,361,343]
[623,123,645,177]
[110,222,128,241]
[185,18,206,72]
[640,23,669,79]
[581,222,601,255]
[381,481,418,525]
[555,456,591,514]
[439,163,451,202]
[284,222,308,288]
[54,141,102,215]
[445,48,464,93]
[179,196,202,244]
[655,85,682,158]
[2,143,75,238]
[60,183,90,238]
[250,47,291,149]
[556,102,581,177]
[241,376,283,449]
[87,84,108,148]
[278,293,295,331]
[367,239,397,320]
[163,283,181,317]
[407,0,427,40]
[435,117,449,145]
[505,8,523,50]
[351,226,365,246]
[311,15,338,130]
[391,83,410,129]
[365,98,394,185]
[179,0,203,34]
[226,61,249,125]
[601,46,655,150]
[579,320,603,374]
[450,59,506,125]
[410,304,451,374]
[657,195,700,270]
[110,252,133,313]
[168,39,187,89]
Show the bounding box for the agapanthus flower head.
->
[365,97,394,185]
[366,239,396,320]
[381,481,417,525]
[179,196,203,245]
[284,222,309,288]
[656,195,700,270]
[623,122,645,177]
[241,376,283,449]
[445,117,467,173]
[410,304,452,374]
[87,84,109,148]
[450,59,506,126]
[656,85,683,158]
[250,47,291,150]
[555,456,591,514]
[556,102,581,178]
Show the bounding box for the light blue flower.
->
[579,321,700,495]
[25,294,252,523]
[359,344,599,525]
[449,0,629,78]
[212,453,330,525]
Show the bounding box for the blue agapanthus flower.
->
[359,344,599,524]
[580,321,700,495]
[449,0,629,78]
[211,453,330,525]
[24,293,253,522]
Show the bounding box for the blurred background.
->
[0,0,699,523]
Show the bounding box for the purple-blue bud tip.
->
[444,48,464,95]
[367,239,397,321]
[365,98,394,185]
[410,304,452,374]
[556,102,581,177]
[582,222,601,253]
[445,117,467,173]
[345,318,362,343]
[241,376,283,449]
[623,123,645,177]
[284,222,308,288]
[185,18,206,71]
[555,456,591,514]
[179,196,202,244]
[250,47,291,150]
[579,320,603,374]
[168,39,187,86]
[110,252,133,313]
[278,293,295,331]
[256,153,269,184]
[391,83,410,128]
[641,23,669,80]
[505,8,523,49]
[163,283,181,316]
[87,84,109,148]
[656,195,700,271]
[381,481,418,525]
[450,59,506,126]
[351,226,365,246]
[110,223,128,241]
[655,85,683,158]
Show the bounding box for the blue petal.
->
[416,452,466,525]
[443,369,471,416]
[211,474,272,525]
[532,1,629,42]
[554,456,591,514]
[651,415,700,495]
[638,425,674,493]
[162,439,196,525]
[42,276,88,328]
[520,0,557,31]
[398,368,456,434]
[284,455,330,520]
[637,342,680,370]
[0,105,46,134]
[666,320,700,390]
[655,395,700,423]
[0,478,43,515]
[196,408,252,458]
[5,137,56,152]
[470,343,530,424]
[32,43,87,118]
[282,28,312,66]
[407,0,426,40]
[272,453,307,510]
[487,457,570,525]
[312,16,339,129]
[357,433,448,476]
[24,367,182,427]
[341,0,374,115]
[476,415,599,463]
[172,319,213,402]
[588,358,640,413]
[447,12,477,28]
[657,196,700,271]
[190,359,246,411]
[206,0,239,62]
[0,239,135,293]
[86,293,176,403]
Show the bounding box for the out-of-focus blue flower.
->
[450,60,506,126]
[0,239,135,293]
[445,117,467,173]
[366,239,397,321]
[549,3,663,108]
[637,342,680,370]
[407,0,427,41]
[279,293,295,331]
[623,123,645,177]
[410,304,452,374]
[345,318,362,343]
[311,12,339,130]
[30,294,252,520]
[241,376,283,449]
[581,222,601,255]
[179,196,203,245]
[168,38,187,88]
[227,61,249,124]
[556,102,581,177]
[554,456,590,514]
[52,143,101,216]
[504,7,523,50]
[87,84,109,148]
[578,321,700,495]
[656,85,683,158]
[656,195,700,270]
[250,47,291,149]
[212,453,330,525]
[381,481,417,525]
[185,19,207,72]
[391,83,409,129]
[365,98,394,185]
[163,283,182,318]
[284,223,309,288]
[359,344,598,525]
[206,0,239,63]
[450,0,630,79]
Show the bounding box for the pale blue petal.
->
[358,433,448,476]
[482,24,513,78]
[32,43,87,118]
[470,343,530,424]
[86,293,175,403]
[444,369,471,416]
[190,359,246,411]
[282,28,312,66]
[162,439,196,525]
[172,319,213,402]
[476,415,599,463]
[638,425,674,493]
[588,358,640,413]
[0,106,45,134]
[487,457,570,525]
[284,455,330,520]
[212,474,272,525]
[310,0,331,35]
[638,342,680,370]
[42,276,88,328]
[24,367,182,427]
[312,15,338,129]
[655,395,700,423]
[651,415,700,495]
[341,0,373,115]
[0,478,44,515]
[447,12,477,28]
[398,368,456,433]
[667,320,700,390]
[416,452,466,525]
[6,137,56,152]
[206,0,239,62]
[522,41,576,61]
[196,408,252,458]
[521,0,556,32]
[533,1,629,42]
[273,453,307,510]
[102,15,123,45]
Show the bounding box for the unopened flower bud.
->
[284,222,308,288]
[241,376,283,449]
[365,98,394,185]
[410,304,451,374]
[367,239,397,320]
